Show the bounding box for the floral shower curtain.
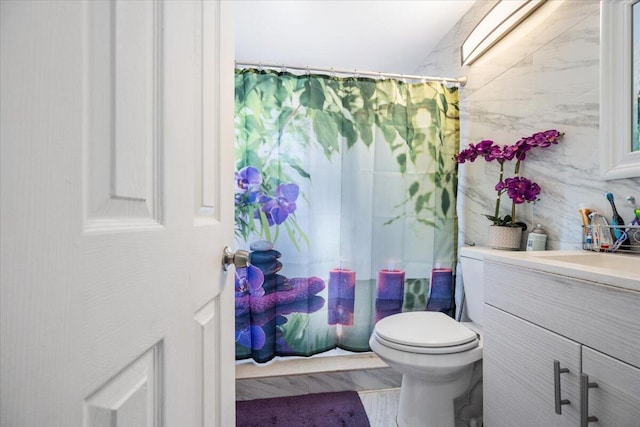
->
[234,68,459,363]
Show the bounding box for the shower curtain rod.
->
[235,61,467,86]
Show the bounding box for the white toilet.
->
[369,246,491,427]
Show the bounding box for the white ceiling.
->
[235,0,476,75]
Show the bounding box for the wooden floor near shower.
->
[236,352,402,426]
[236,351,401,400]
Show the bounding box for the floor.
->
[236,351,402,401]
[358,388,401,427]
[236,352,482,427]
[236,351,403,425]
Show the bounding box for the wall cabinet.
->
[484,260,640,427]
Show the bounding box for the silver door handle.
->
[553,360,570,414]
[222,246,249,271]
[580,373,599,426]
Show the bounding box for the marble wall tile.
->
[418,0,640,250]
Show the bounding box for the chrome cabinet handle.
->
[580,373,599,426]
[553,360,570,414]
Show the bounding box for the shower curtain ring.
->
[258,62,263,71]
[305,66,310,75]
[281,64,287,73]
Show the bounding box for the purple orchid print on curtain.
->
[234,264,266,350]
[235,264,265,299]
[234,246,326,362]
[235,325,266,351]
[256,183,299,226]
[235,166,262,204]
[234,165,305,249]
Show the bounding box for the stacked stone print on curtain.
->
[234,69,460,363]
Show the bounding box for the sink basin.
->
[484,250,639,291]
[530,252,638,276]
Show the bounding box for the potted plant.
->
[455,130,563,250]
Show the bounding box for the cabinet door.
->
[582,347,640,427]
[484,305,581,427]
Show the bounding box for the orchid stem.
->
[495,162,504,221]
[511,159,521,225]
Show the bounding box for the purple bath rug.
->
[236,390,371,426]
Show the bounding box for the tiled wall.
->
[416,0,640,250]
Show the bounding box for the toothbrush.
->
[605,192,625,239]
[614,210,640,250]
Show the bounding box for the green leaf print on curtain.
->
[234,69,459,363]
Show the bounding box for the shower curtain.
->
[234,68,459,363]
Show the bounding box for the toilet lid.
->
[375,311,478,348]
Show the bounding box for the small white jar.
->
[526,224,547,251]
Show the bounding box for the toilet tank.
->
[460,246,497,325]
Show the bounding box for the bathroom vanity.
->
[482,251,640,427]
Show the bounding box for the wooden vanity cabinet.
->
[483,260,640,427]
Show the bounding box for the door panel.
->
[0,1,234,426]
[83,344,162,427]
[85,0,162,231]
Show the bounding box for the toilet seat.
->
[374,311,479,354]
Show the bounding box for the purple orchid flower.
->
[504,177,540,204]
[255,183,299,226]
[455,130,562,226]
[454,147,475,163]
[235,325,266,350]
[235,166,262,203]
[235,264,265,298]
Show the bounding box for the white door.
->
[0,1,235,426]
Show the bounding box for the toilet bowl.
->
[369,246,492,427]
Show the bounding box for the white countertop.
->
[482,250,640,292]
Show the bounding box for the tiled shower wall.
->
[417,0,640,250]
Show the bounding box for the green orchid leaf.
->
[441,189,450,216]
[416,218,437,227]
[291,219,310,249]
[383,214,403,225]
[397,153,407,174]
[283,222,300,252]
[300,77,325,109]
[415,194,426,214]
[312,111,340,157]
[288,162,311,179]
[438,93,448,114]
[408,181,420,197]
[259,210,272,242]
[381,125,397,143]
[341,119,358,148]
